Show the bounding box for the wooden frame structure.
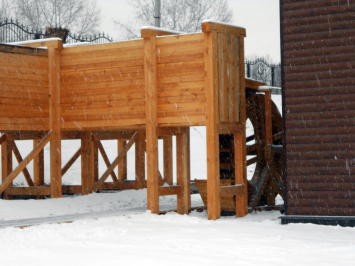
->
[0,22,248,220]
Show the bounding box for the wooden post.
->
[1,140,12,199]
[143,35,159,214]
[204,29,221,220]
[118,140,127,182]
[176,128,190,214]
[33,139,44,187]
[47,40,63,198]
[94,140,99,183]
[163,136,173,185]
[235,35,248,217]
[135,130,146,189]
[81,131,94,195]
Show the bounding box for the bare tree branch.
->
[114,0,233,40]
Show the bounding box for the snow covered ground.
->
[4,95,354,265]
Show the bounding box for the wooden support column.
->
[135,130,146,189]
[81,131,94,195]
[235,35,248,217]
[47,40,63,198]
[163,136,173,185]
[94,141,99,183]
[204,28,221,220]
[118,140,127,181]
[144,35,159,214]
[1,140,12,199]
[176,128,191,214]
[33,139,44,187]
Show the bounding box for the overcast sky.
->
[99,0,281,62]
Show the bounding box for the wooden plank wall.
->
[0,45,49,131]
[156,33,207,126]
[282,0,355,216]
[217,33,240,123]
[60,40,146,130]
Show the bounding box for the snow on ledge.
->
[258,86,282,90]
[201,19,245,29]
[7,37,62,47]
[141,26,184,35]
[63,42,91,48]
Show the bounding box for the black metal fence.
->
[245,58,281,88]
[0,18,113,44]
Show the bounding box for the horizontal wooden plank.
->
[157,46,205,59]
[62,105,145,117]
[159,185,181,196]
[157,102,206,112]
[0,51,48,63]
[283,4,355,20]
[287,175,355,183]
[157,115,206,125]
[283,28,355,44]
[285,45,355,59]
[288,159,355,168]
[0,97,48,106]
[0,65,48,76]
[286,118,355,129]
[287,183,355,192]
[0,103,48,113]
[0,123,49,131]
[286,102,355,114]
[158,80,204,91]
[61,91,145,104]
[158,88,205,98]
[285,78,355,90]
[286,110,355,122]
[283,0,350,12]
[284,37,355,52]
[62,78,144,92]
[286,134,355,145]
[61,65,144,79]
[284,52,355,67]
[0,44,48,56]
[158,95,206,105]
[156,33,204,46]
[157,60,204,71]
[97,181,138,190]
[158,109,206,118]
[288,167,355,176]
[285,69,355,83]
[61,39,144,54]
[287,191,355,200]
[61,86,144,98]
[284,19,355,36]
[0,90,49,100]
[157,66,205,78]
[0,77,48,87]
[61,59,144,73]
[61,99,145,111]
[62,112,145,122]
[158,73,205,84]
[287,142,355,152]
[0,84,48,94]
[287,151,355,161]
[0,117,49,125]
[285,86,355,97]
[62,118,146,130]
[157,53,204,64]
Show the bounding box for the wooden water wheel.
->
[217,93,284,211]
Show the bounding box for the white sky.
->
[99,0,281,62]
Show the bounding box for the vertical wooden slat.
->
[217,32,225,122]
[205,30,221,220]
[81,131,94,195]
[223,33,229,122]
[118,140,127,182]
[144,36,160,214]
[229,35,236,122]
[176,128,190,214]
[1,140,12,199]
[186,128,191,212]
[234,36,240,123]
[93,140,99,182]
[135,130,146,189]
[235,35,248,217]
[163,136,173,185]
[33,139,44,187]
[47,40,63,198]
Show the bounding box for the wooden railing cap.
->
[141,26,183,38]
[201,20,246,36]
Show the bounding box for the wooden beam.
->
[92,131,136,140]
[47,40,63,198]
[235,34,248,218]
[201,21,246,36]
[117,140,127,182]
[11,141,35,187]
[204,29,221,220]
[33,139,45,188]
[0,43,48,56]
[93,132,137,192]
[81,131,94,195]
[0,131,53,195]
[61,147,81,177]
[217,123,244,134]
[141,28,179,39]
[1,139,12,199]
[5,186,51,196]
[159,185,181,196]
[163,136,173,185]
[176,128,190,214]
[135,130,146,189]
[220,185,244,197]
[94,141,99,182]
[97,141,118,182]
[0,134,6,145]
[144,35,160,214]
[97,181,137,191]
[157,127,189,136]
